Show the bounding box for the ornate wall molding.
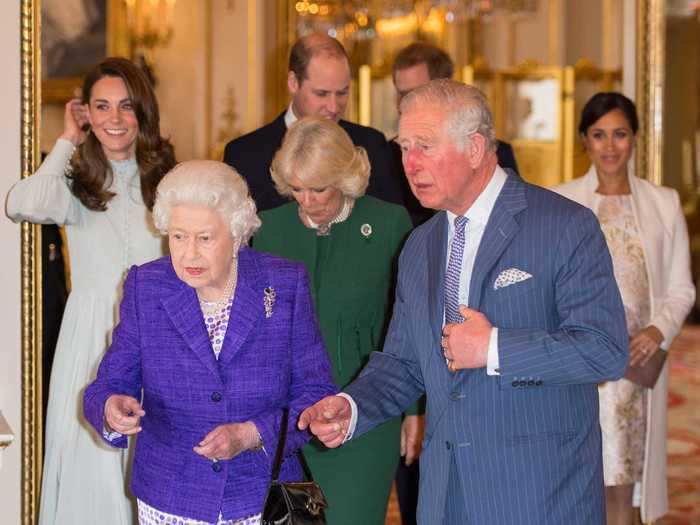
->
[20,1,41,523]
[636,0,666,185]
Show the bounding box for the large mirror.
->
[662,0,700,315]
[19,1,662,522]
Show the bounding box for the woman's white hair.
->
[152,160,261,244]
[400,79,496,152]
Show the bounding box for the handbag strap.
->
[270,407,289,481]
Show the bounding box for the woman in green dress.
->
[254,116,414,525]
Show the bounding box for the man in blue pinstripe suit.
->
[300,79,628,524]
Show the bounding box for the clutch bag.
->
[623,350,667,389]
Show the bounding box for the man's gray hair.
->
[400,79,496,152]
[153,160,261,244]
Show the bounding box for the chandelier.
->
[124,0,176,55]
[435,0,539,19]
[294,0,538,43]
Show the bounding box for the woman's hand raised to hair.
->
[60,98,90,147]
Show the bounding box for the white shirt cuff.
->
[486,327,500,376]
[336,392,357,443]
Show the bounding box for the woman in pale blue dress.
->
[5,57,176,525]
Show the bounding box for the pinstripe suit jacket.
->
[344,173,628,524]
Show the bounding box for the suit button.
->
[512,380,519,387]
[211,391,222,402]
[527,379,535,386]
[212,462,222,473]
[445,441,452,450]
[535,380,543,386]
[518,380,527,387]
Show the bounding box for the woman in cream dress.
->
[555,92,695,524]
[6,58,175,524]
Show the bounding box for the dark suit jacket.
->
[83,249,337,522]
[390,140,520,225]
[344,174,628,524]
[223,112,404,212]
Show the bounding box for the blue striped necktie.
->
[445,216,468,324]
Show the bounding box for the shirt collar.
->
[284,104,298,128]
[446,165,508,229]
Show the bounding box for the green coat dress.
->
[254,196,413,525]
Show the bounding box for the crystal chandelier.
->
[294,0,539,43]
[431,0,539,20]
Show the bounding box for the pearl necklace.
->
[198,256,239,318]
[302,197,353,236]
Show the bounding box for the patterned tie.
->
[444,216,468,324]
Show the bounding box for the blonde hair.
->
[400,79,496,152]
[270,117,369,199]
[153,160,260,244]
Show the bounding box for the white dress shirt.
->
[446,165,507,376]
[284,105,297,128]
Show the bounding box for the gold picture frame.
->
[41,0,130,104]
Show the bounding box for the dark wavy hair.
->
[68,57,176,211]
[578,92,639,137]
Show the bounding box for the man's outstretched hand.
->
[298,395,352,448]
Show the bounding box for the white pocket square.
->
[494,268,533,290]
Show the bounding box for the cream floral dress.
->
[597,194,648,486]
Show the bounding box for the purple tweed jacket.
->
[83,247,336,522]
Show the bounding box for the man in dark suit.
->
[392,42,519,225]
[300,80,628,524]
[224,33,402,212]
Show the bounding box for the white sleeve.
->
[650,191,696,348]
[5,138,80,225]
[486,327,500,375]
[336,392,358,443]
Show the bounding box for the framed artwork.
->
[41,0,130,103]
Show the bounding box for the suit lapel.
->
[217,248,265,368]
[468,174,527,308]
[161,272,219,378]
[272,112,287,135]
[428,213,448,356]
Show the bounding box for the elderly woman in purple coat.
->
[84,160,336,525]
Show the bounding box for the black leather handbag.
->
[261,408,327,525]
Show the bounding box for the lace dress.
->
[596,194,648,486]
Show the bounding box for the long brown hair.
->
[68,57,176,211]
